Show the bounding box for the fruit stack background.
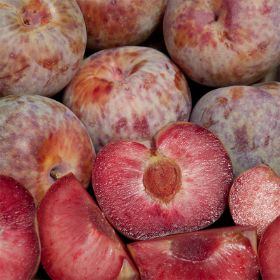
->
[0,0,280,279]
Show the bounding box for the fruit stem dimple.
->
[50,168,62,181]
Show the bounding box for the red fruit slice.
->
[38,173,139,280]
[128,226,259,280]
[93,122,233,240]
[229,164,280,238]
[0,175,40,280]
[259,215,280,280]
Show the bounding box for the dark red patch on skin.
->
[264,135,270,146]
[92,79,113,106]
[130,60,147,75]
[231,87,243,100]
[249,41,269,60]
[174,70,185,92]
[262,2,272,15]
[174,8,215,48]
[200,31,217,48]
[115,118,128,134]
[143,73,157,90]
[36,55,60,71]
[217,96,228,105]
[133,116,150,138]
[234,125,249,153]
[0,53,30,85]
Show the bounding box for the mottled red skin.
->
[38,174,139,280]
[259,215,280,279]
[128,226,259,280]
[76,0,166,50]
[64,46,192,151]
[63,46,191,150]
[191,82,280,176]
[229,164,280,239]
[0,0,86,96]
[92,122,233,240]
[163,0,280,86]
[0,175,40,280]
[0,95,94,204]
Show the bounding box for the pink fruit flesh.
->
[259,215,280,280]
[93,122,233,240]
[229,164,280,238]
[38,173,139,280]
[128,226,259,280]
[63,46,191,151]
[0,175,40,280]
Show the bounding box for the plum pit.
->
[143,156,181,203]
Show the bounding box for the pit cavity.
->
[172,235,218,262]
[143,155,181,203]
[21,1,51,27]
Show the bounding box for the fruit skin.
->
[63,46,192,151]
[229,164,280,238]
[259,215,280,279]
[76,0,166,50]
[128,226,259,280]
[191,82,280,176]
[93,122,233,240]
[0,175,40,280]
[38,173,139,280]
[163,0,280,87]
[0,0,86,97]
[0,95,94,204]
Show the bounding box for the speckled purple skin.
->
[63,46,192,151]
[164,0,280,87]
[191,82,280,176]
[0,0,86,97]
[0,95,94,204]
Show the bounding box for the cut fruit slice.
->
[0,175,40,280]
[259,215,280,280]
[38,173,139,280]
[93,122,233,240]
[229,164,280,238]
[128,226,259,280]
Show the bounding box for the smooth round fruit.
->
[0,0,87,96]
[76,0,166,50]
[163,0,280,86]
[0,95,94,204]
[191,82,280,176]
[64,46,192,151]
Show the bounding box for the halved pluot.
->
[229,164,280,238]
[259,215,280,280]
[0,175,40,280]
[128,226,259,280]
[93,122,233,240]
[37,173,139,280]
